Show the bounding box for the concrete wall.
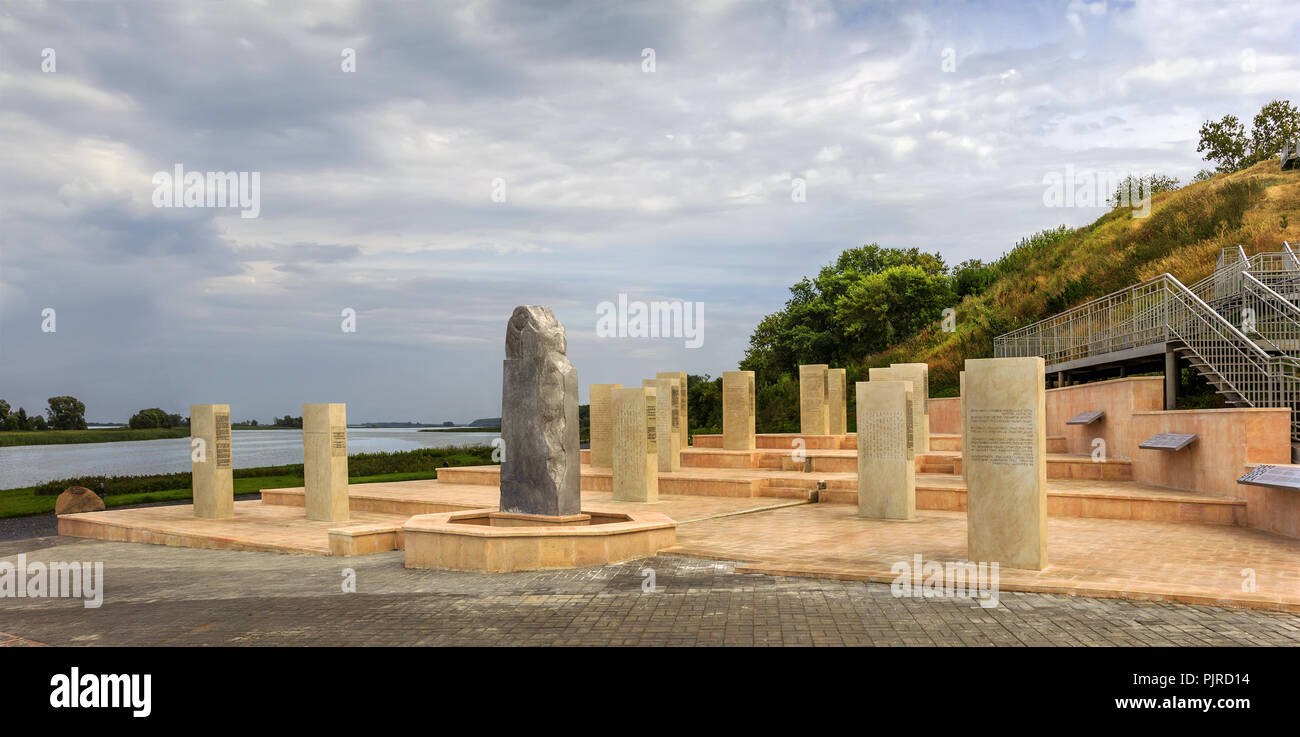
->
[1045,377,1164,459]
[1131,407,1290,496]
[1239,473,1300,539]
[929,397,961,435]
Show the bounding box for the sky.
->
[1,0,1297,424]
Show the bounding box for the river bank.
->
[0,445,495,519]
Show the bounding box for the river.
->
[0,427,501,488]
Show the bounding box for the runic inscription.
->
[859,410,906,460]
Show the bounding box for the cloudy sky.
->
[1,0,1296,424]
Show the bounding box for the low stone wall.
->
[1130,405,1290,495]
[1044,376,1164,459]
[928,397,961,434]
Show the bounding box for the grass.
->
[0,428,191,446]
[0,425,317,447]
[857,161,1300,396]
[0,468,457,519]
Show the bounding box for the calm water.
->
[0,428,501,488]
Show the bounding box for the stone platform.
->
[53,430,1300,610]
[57,478,807,558]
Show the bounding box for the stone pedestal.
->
[612,386,658,502]
[588,383,622,468]
[722,370,756,450]
[856,380,916,520]
[500,306,581,517]
[657,371,689,448]
[869,364,929,452]
[644,378,681,472]
[965,357,1047,570]
[827,368,847,435]
[303,403,349,522]
[799,364,830,434]
[191,404,234,519]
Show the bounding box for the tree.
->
[45,396,87,430]
[952,259,998,298]
[1197,114,1248,172]
[1106,173,1180,209]
[740,245,952,385]
[1249,99,1300,166]
[128,408,173,429]
[29,415,48,431]
[16,407,29,430]
[0,400,9,423]
[1192,168,1216,183]
[1197,100,1299,172]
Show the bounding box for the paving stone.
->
[0,537,1297,646]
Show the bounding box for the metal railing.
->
[994,247,1300,441]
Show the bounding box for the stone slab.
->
[645,377,682,472]
[303,403,349,522]
[870,364,930,453]
[964,357,1048,570]
[799,364,830,435]
[612,386,658,502]
[191,403,234,519]
[856,380,916,520]
[657,371,689,449]
[722,370,756,450]
[588,383,622,468]
[827,368,847,435]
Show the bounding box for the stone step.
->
[819,483,1245,526]
[433,467,501,487]
[758,485,819,500]
[929,434,961,451]
[437,464,770,498]
[691,432,1068,454]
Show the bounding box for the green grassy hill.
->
[861,160,1300,398]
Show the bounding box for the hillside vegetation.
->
[870,160,1299,398]
[724,159,1300,433]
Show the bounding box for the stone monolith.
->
[499,306,581,516]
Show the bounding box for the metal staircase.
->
[995,244,1300,441]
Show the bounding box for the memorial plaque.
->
[722,370,756,450]
[588,383,622,468]
[214,412,232,469]
[656,371,689,449]
[1238,464,1300,490]
[799,364,830,434]
[1138,432,1197,451]
[856,380,915,520]
[869,365,929,452]
[827,368,848,435]
[964,357,1047,570]
[1066,410,1105,425]
[191,403,234,519]
[612,386,658,502]
[303,403,349,523]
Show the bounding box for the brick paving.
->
[1,537,1298,646]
